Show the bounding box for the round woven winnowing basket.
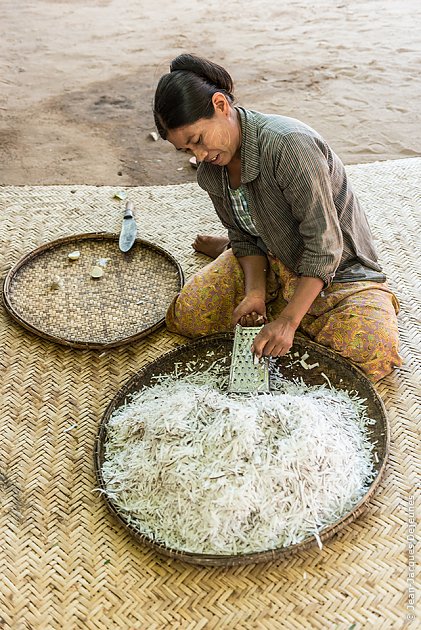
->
[94,333,389,567]
[2,233,184,348]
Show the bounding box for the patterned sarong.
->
[166,250,402,382]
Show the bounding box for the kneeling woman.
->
[153,53,402,382]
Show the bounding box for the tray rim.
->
[94,333,390,567]
[2,231,185,349]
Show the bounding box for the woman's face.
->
[166,93,241,167]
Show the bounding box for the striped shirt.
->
[226,171,259,236]
[197,107,385,285]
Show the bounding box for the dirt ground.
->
[1,0,420,187]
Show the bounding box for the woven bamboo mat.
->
[0,158,420,629]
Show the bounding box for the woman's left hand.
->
[251,276,323,357]
[251,316,298,358]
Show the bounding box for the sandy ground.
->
[1,0,420,187]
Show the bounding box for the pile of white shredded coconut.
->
[101,356,377,555]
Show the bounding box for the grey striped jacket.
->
[197,107,384,285]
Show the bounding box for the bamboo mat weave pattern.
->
[1,158,420,629]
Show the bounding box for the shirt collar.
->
[236,106,261,183]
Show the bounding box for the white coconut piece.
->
[90,265,104,279]
[50,275,63,290]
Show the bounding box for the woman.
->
[153,54,402,382]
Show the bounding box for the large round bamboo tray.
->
[3,233,184,348]
[94,333,389,567]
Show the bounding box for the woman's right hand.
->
[233,254,268,327]
[232,294,267,328]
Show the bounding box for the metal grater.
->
[228,325,270,393]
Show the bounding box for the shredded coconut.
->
[101,358,376,555]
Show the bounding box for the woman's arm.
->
[251,275,323,358]
[246,134,340,357]
[232,255,268,327]
[277,133,343,285]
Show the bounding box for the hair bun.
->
[170,53,234,98]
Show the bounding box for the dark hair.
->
[153,54,234,139]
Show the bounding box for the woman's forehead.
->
[167,120,205,147]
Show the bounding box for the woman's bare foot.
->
[192,234,230,259]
